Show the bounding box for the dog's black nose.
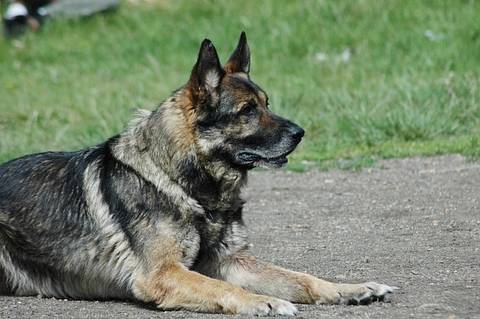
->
[291,126,305,140]
[295,127,305,139]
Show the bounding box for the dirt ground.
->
[1,155,479,319]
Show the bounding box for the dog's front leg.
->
[132,262,297,315]
[218,250,396,305]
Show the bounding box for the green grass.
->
[1,0,479,169]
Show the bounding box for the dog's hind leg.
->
[132,262,297,315]
[216,250,397,305]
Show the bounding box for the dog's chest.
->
[177,213,248,269]
[168,172,248,267]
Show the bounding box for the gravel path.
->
[1,155,479,318]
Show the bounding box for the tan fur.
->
[229,71,249,80]
[257,90,267,105]
[133,253,289,314]
[259,110,275,128]
[224,63,237,75]
[161,92,197,152]
[218,250,392,306]
[176,89,197,139]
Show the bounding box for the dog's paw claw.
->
[337,281,396,306]
[239,295,298,316]
[365,282,396,296]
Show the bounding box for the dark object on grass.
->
[3,12,28,38]
[3,0,120,38]
[3,2,31,38]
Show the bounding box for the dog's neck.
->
[112,93,247,215]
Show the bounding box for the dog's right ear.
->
[224,31,250,74]
[188,39,225,99]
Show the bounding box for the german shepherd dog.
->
[0,33,395,315]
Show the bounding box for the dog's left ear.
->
[189,39,225,96]
[224,31,250,74]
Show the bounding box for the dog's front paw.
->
[236,294,298,316]
[334,282,397,305]
[310,279,397,305]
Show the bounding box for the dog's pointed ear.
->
[224,31,250,74]
[189,39,224,95]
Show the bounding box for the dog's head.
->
[186,32,304,169]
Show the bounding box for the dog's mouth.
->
[235,150,292,169]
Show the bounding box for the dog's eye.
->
[240,103,256,116]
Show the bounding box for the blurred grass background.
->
[1,0,479,170]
